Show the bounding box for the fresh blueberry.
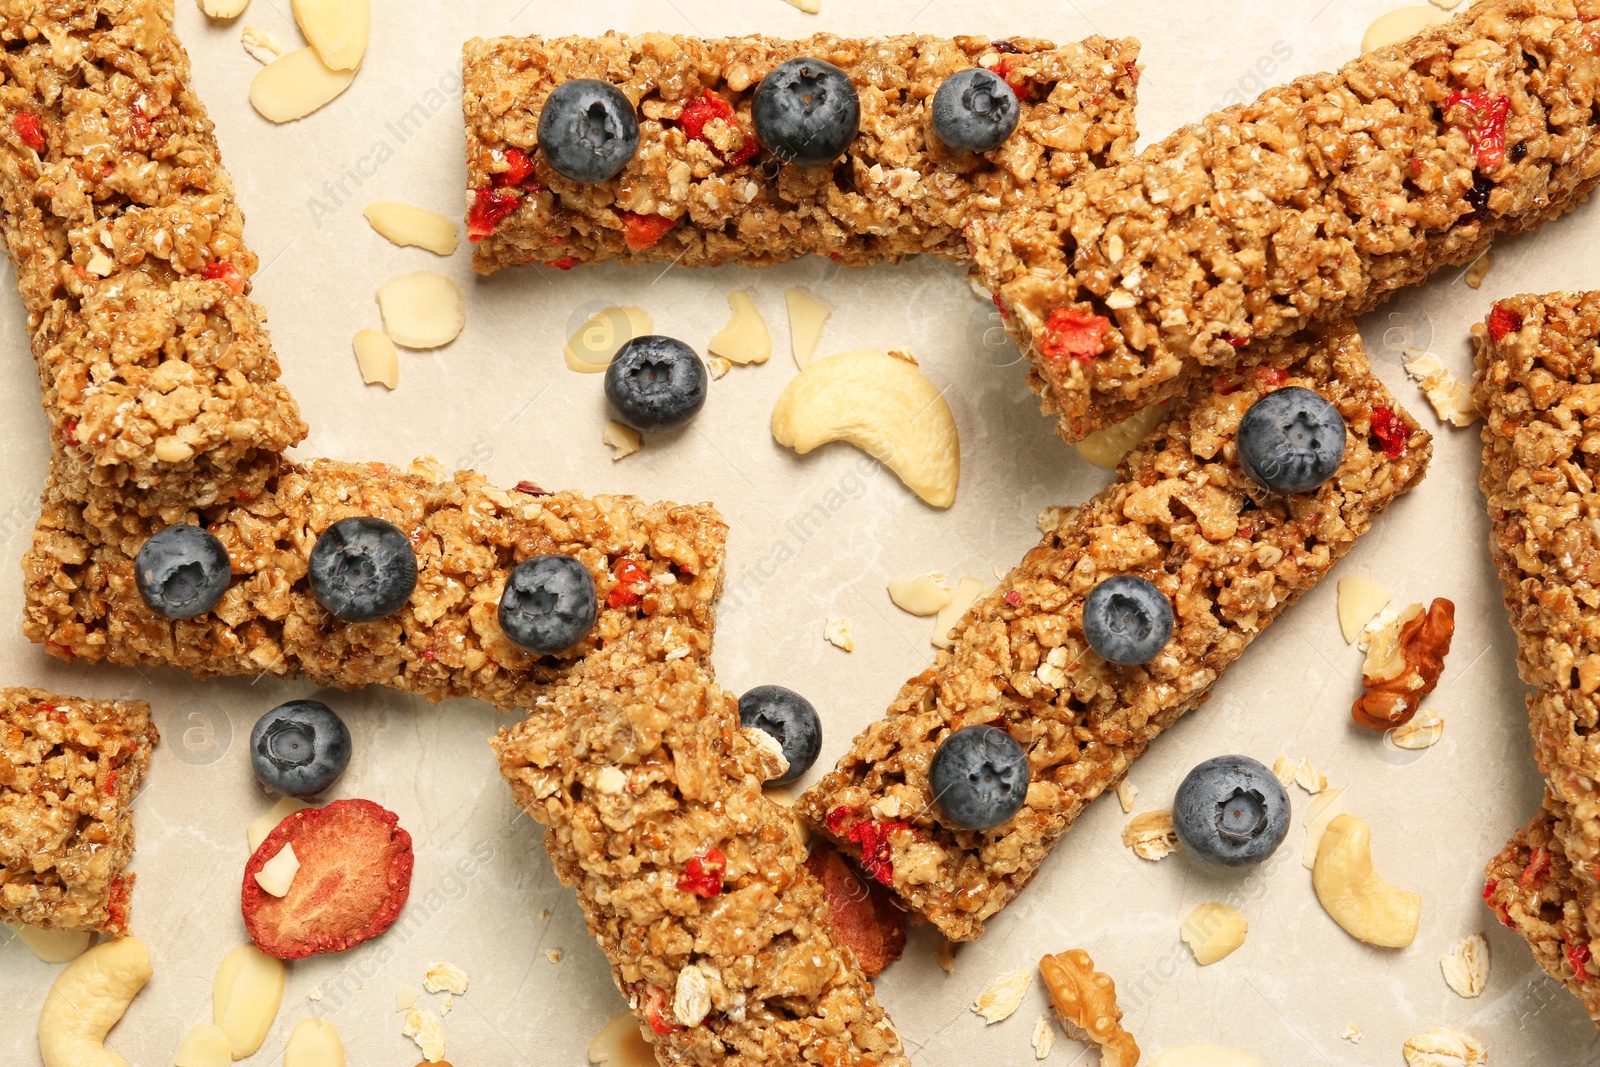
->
[250,700,352,798]
[931,68,1019,153]
[307,517,418,624]
[929,724,1029,831]
[738,686,822,786]
[1083,575,1173,666]
[499,554,598,655]
[1237,386,1347,494]
[135,524,232,619]
[1172,755,1291,867]
[537,79,641,184]
[604,335,708,434]
[751,57,860,167]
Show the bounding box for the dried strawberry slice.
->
[511,480,550,497]
[1445,91,1511,171]
[494,147,537,189]
[677,847,727,898]
[1369,407,1408,459]
[679,89,757,165]
[804,841,907,976]
[992,55,1034,98]
[622,211,678,251]
[1488,303,1524,342]
[846,819,909,886]
[13,111,45,152]
[467,187,522,243]
[241,798,414,960]
[1038,308,1111,364]
[203,261,246,295]
[607,557,651,609]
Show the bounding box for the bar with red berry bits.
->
[463,32,1139,272]
[970,0,1600,443]
[799,322,1432,941]
[0,688,158,936]
[0,0,306,512]
[494,659,909,1067]
[22,455,726,711]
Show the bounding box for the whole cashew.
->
[1313,814,1422,948]
[37,937,153,1067]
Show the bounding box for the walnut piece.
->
[1039,950,1139,1067]
[1351,598,1454,731]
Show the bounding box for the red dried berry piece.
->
[825,805,858,837]
[241,798,415,960]
[1369,406,1408,460]
[1038,308,1111,364]
[992,55,1034,98]
[203,261,246,295]
[644,985,686,1035]
[607,557,651,609]
[467,187,522,243]
[13,111,45,152]
[106,875,131,935]
[1482,878,1497,900]
[677,847,727,898]
[545,256,580,270]
[680,89,735,144]
[1256,367,1289,388]
[991,292,1011,321]
[1004,590,1023,606]
[494,147,536,188]
[61,420,80,447]
[846,819,909,886]
[1519,844,1551,888]
[511,480,550,497]
[804,841,907,977]
[622,211,678,251]
[1569,939,1593,976]
[1488,303,1524,342]
[1445,91,1511,171]
[1223,334,1249,349]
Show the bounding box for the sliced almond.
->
[364,201,460,256]
[1337,576,1393,644]
[971,967,1031,1024]
[293,0,370,70]
[1115,780,1139,814]
[395,986,418,1011]
[1301,786,1347,870]
[785,288,832,370]
[353,328,399,389]
[565,306,653,373]
[250,48,356,123]
[200,0,250,18]
[603,420,643,461]
[934,577,989,649]
[284,1018,345,1067]
[887,575,952,616]
[1363,603,1425,682]
[824,616,855,652]
[175,1022,233,1067]
[241,26,284,64]
[1294,758,1329,795]
[1440,934,1489,998]
[12,924,92,963]
[783,0,822,11]
[1391,709,1445,749]
[376,271,466,349]
[214,944,287,1058]
[253,843,300,898]
[1180,902,1248,965]
[1362,6,1449,52]
[588,1011,654,1066]
[708,290,771,364]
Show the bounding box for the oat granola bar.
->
[971,0,1600,442]
[799,323,1432,941]
[0,688,157,936]
[464,32,1139,272]
[494,660,908,1067]
[22,456,726,711]
[0,0,306,511]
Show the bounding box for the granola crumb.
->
[1343,1023,1363,1043]
[1464,252,1493,289]
[938,939,959,974]
[708,356,733,380]
[241,25,284,64]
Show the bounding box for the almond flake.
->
[293,0,370,70]
[783,0,822,12]
[249,47,355,123]
[1337,576,1393,643]
[603,420,642,461]
[353,329,399,389]
[364,200,459,256]
[887,575,952,616]
[1115,780,1138,814]
[708,290,771,364]
[971,967,1031,1024]
[200,0,250,18]
[376,270,465,350]
[241,26,283,63]
[1440,934,1489,998]
[252,843,299,898]
[785,288,831,370]
[1122,810,1181,861]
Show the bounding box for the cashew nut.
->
[1312,814,1422,948]
[37,937,152,1067]
[1148,1046,1265,1067]
[771,349,960,508]
[292,0,369,70]
[1074,402,1168,470]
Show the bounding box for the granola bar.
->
[464,32,1139,272]
[971,0,1600,442]
[0,688,158,936]
[799,323,1432,941]
[0,0,306,511]
[494,660,908,1067]
[22,455,726,711]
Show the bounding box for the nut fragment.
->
[353,329,399,389]
[1352,598,1455,731]
[1115,780,1138,814]
[1337,576,1393,643]
[783,0,822,12]
[1440,934,1489,998]
[1031,1015,1055,1059]
[565,306,653,373]
[785,288,832,369]
[708,290,771,364]
[887,574,952,616]
[199,0,249,18]
[402,1007,445,1063]
[1403,350,1481,427]
[603,420,642,461]
[423,963,468,996]
[1122,810,1181,861]
[253,843,300,898]
[1180,902,1248,965]
[293,0,370,70]
[1464,253,1492,290]
[241,26,283,63]
[971,967,1031,1024]
[214,944,287,1057]
[934,577,990,649]
[1362,6,1448,52]
[377,271,466,349]
[1300,786,1347,870]
[588,1011,654,1066]
[38,938,152,1067]
[1039,949,1139,1067]
[1312,814,1422,948]
[1390,709,1445,749]
[938,939,958,973]
[772,349,960,508]
[1402,1027,1487,1067]
[175,1022,232,1067]
[365,201,460,256]
[824,616,855,652]
[13,924,92,963]
[1074,402,1168,470]
[249,48,356,123]
[284,1018,345,1067]
[395,986,418,1011]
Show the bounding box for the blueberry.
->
[931,68,1019,153]
[135,524,232,619]
[1237,386,1347,494]
[1083,576,1173,666]
[498,555,598,655]
[604,335,708,434]
[250,700,352,798]
[1172,755,1291,867]
[751,57,860,167]
[537,79,640,184]
[307,517,418,624]
[928,725,1029,831]
[738,686,822,786]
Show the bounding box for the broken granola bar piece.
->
[800,323,1432,940]
[972,0,1600,441]
[494,661,909,1067]
[464,32,1139,272]
[0,689,158,935]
